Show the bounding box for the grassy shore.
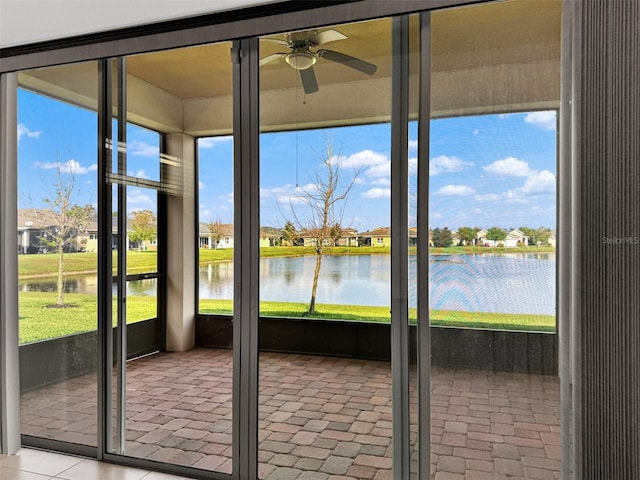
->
[200,299,555,332]
[18,292,156,344]
[18,247,555,343]
[18,291,553,344]
[18,245,554,279]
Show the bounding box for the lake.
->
[20,253,555,315]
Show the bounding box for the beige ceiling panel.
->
[126,75,184,133]
[431,59,560,118]
[184,96,233,137]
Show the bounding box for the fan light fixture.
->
[260,29,377,94]
[285,51,317,70]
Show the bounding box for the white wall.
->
[0,0,281,48]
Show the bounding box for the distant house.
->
[197,224,285,249]
[299,228,335,248]
[451,229,461,246]
[359,227,423,247]
[359,227,391,247]
[77,220,99,253]
[409,227,418,247]
[18,209,96,254]
[476,228,528,247]
[336,228,359,247]
[476,229,491,246]
[504,229,529,248]
[199,222,234,249]
[260,227,281,247]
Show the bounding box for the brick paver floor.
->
[21,347,560,479]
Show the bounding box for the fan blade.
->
[299,67,319,94]
[261,38,289,46]
[317,49,377,75]
[308,29,347,46]
[259,53,286,66]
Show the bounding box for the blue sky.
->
[19,88,556,232]
[200,111,557,231]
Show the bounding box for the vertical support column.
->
[233,37,260,480]
[165,132,196,352]
[560,1,578,478]
[391,15,410,479]
[417,12,432,480]
[0,72,20,455]
[115,57,127,454]
[97,59,113,459]
[574,1,640,478]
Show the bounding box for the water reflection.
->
[20,253,555,314]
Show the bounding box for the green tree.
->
[486,226,507,246]
[281,221,300,246]
[519,226,552,246]
[432,227,453,247]
[37,166,95,306]
[534,226,552,246]
[519,226,536,245]
[129,210,156,251]
[458,226,479,246]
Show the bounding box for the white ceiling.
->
[0,0,282,48]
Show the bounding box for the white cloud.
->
[127,188,154,210]
[370,177,391,187]
[260,182,317,206]
[17,124,41,142]
[408,139,418,152]
[483,157,532,177]
[337,150,388,169]
[503,189,530,204]
[436,184,476,196]
[365,161,391,179]
[129,140,159,157]
[522,169,556,193]
[34,159,97,174]
[525,111,557,131]
[474,193,501,202]
[128,169,147,178]
[409,157,418,176]
[199,181,206,190]
[361,187,391,199]
[430,155,472,176]
[199,136,233,149]
[473,129,479,135]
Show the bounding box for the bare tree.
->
[37,166,95,307]
[288,136,359,315]
[206,218,225,249]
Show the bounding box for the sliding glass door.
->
[17,61,100,453]
[7,2,562,478]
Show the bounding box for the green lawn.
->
[200,299,555,332]
[19,293,554,345]
[18,292,156,344]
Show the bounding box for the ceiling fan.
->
[260,29,377,94]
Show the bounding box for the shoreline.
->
[18,246,555,280]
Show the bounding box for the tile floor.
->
[0,447,193,479]
[19,348,560,479]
